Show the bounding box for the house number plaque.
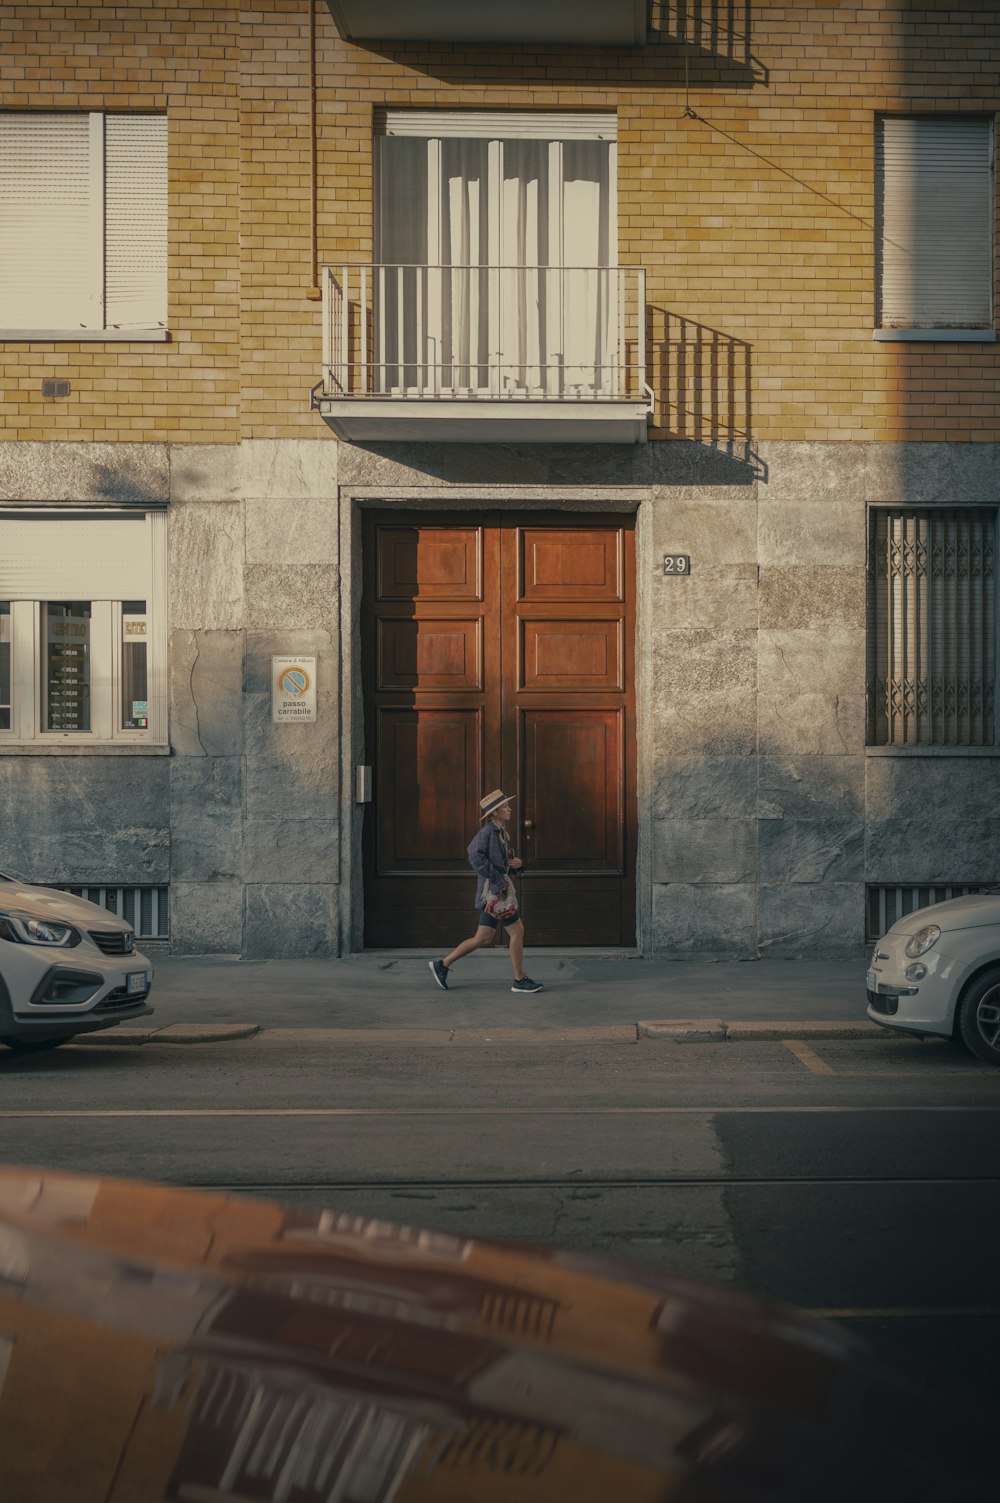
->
[662,554,691,575]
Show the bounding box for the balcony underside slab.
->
[327,0,646,46]
[316,399,649,445]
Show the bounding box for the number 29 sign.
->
[662,554,691,576]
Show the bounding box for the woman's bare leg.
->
[507,919,525,980]
[443,926,495,968]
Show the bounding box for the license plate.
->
[126,972,147,996]
[865,969,877,992]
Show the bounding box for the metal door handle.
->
[523,819,535,830]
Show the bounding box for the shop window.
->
[0,512,166,746]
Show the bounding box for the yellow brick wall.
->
[2,2,998,444]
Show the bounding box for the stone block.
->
[244,883,339,959]
[864,442,1000,507]
[865,820,1000,884]
[652,688,757,758]
[758,818,864,883]
[651,883,756,957]
[864,755,1000,823]
[651,565,757,629]
[244,694,339,823]
[245,631,336,694]
[758,628,866,755]
[758,756,865,820]
[649,489,757,564]
[169,500,244,630]
[653,819,756,882]
[171,881,243,955]
[0,442,169,504]
[757,882,866,957]
[242,564,337,631]
[246,495,339,566]
[241,440,338,500]
[653,757,758,820]
[757,441,867,503]
[169,758,242,881]
[652,629,758,697]
[170,630,244,757]
[758,497,865,568]
[243,819,339,884]
[169,445,240,503]
[759,567,865,630]
[0,757,169,883]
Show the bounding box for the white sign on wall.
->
[271,656,317,723]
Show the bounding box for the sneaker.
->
[511,975,543,994]
[428,959,449,990]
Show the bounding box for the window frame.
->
[0,511,167,748]
[0,110,168,342]
[873,113,997,342]
[865,503,999,750]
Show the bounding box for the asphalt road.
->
[2,1030,998,1401]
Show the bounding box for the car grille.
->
[88,929,134,955]
[94,986,147,1012]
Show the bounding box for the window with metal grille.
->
[866,508,997,746]
[49,884,169,941]
[867,883,995,944]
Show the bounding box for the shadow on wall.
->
[647,306,764,477]
[347,1,763,89]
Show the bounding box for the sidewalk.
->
[116,953,874,1041]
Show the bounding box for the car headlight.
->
[904,923,941,959]
[0,911,81,948]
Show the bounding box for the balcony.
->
[327,1,647,47]
[312,264,652,444]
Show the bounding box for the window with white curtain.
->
[0,511,167,745]
[0,113,167,336]
[875,116,994,332]
[375,112,616,397]
[866,508,997,746]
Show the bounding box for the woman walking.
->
[429,789,543,994]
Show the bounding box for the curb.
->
[75,1023,260,1047]
[68,1020,892,1046]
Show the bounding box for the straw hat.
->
[479,789,515,819]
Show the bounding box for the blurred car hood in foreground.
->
[0,1166,992,1502]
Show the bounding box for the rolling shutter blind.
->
[0,113,166,332]
[867,509,996,746]
[0,513,152,599]
[105,116,168,329]
[377,110,616,140]
[0,114,99,329]
[877,117,994,329]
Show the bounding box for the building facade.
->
[0,1,997,960]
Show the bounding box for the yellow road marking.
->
[782,1039,836,1075]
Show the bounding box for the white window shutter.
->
[877,117,994,329]
[105,115,168,329]
[0,513,152,600]
[378,110,616,141]
[0,113,100,329]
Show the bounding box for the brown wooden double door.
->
[361,513,636,947]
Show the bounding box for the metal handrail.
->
[319,262,649,405]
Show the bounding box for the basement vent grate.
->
[47,884,170,941]
[866,883,994,944]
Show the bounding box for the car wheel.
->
[0,1035,73,1054]
[956,967,1000,1067]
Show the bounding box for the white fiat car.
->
[866,890,1000,1066]
[0,873,153,1054]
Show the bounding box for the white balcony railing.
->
[321,263,649,406]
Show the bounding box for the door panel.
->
[363,513,634,948]
[520,709,623,869]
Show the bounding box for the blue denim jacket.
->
[467,820,512,908]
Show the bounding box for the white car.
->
[866,890,1000,1066]
[0,873,153,1054]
